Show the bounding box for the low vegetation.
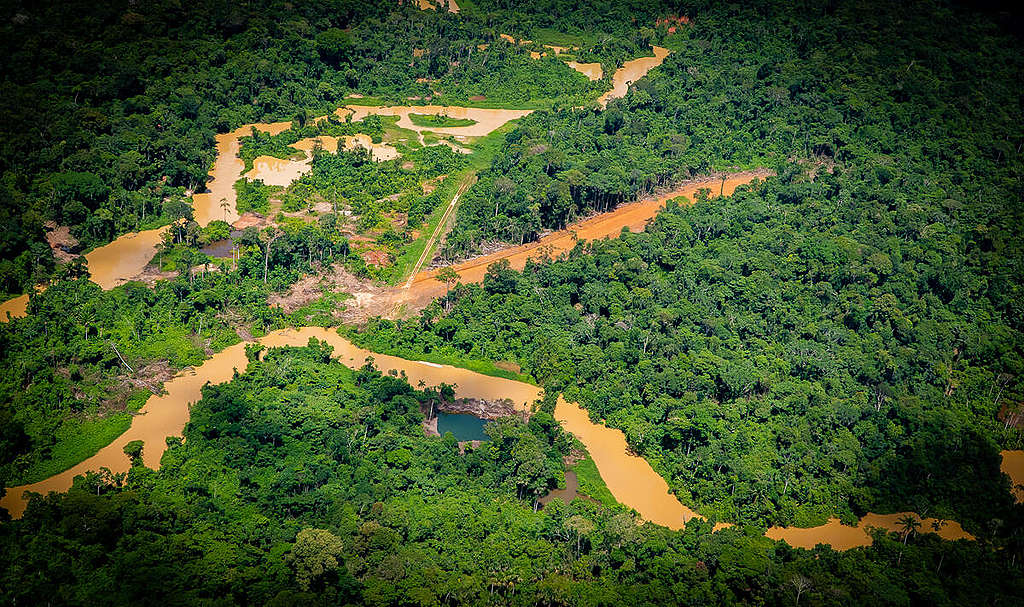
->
[408,113,478,128]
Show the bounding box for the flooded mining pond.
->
[437,412,489,441]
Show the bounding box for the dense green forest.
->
[1,0,1023,604]
[357,172,1024,530]
[444,0,1024,260]
[359,0,1024,532]
[0,241,339,486]
[4,340,1021,606]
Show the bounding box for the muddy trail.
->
[404,173,477,288]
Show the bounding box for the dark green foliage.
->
[2,341,1022,605]
[234,179,276,215]
[357,167,1024,530]
[294,144,467,263]
[0,213,350,486]
[445,0,1024,262]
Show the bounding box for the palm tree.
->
[899,515,922,545]
[897,515,921,565]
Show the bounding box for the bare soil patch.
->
[44,224,80,263]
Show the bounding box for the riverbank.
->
[0,327,540,518]
[421,396,524,438]
[2,329,1005,554]
[0,36,680,323]
[333,170,774,321]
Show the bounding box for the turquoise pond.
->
[437,413,489,441]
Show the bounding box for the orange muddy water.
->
[416,0,459,13]
[0,105,525,319]
[1,226,168,322]
[543,44,576,55]
[244,105,526,185]
[506,34,601,80]
[0,325,994,551]
[393,171,772,311]
[0,103,1005,551]
[567,61,603,81]
[244,155,310,188]
[554,397,972,547]
[1002,450,1024,502]
[598,46,671,107]
[83,229,168,290]
[0,294,29,321]
[0,41,671,318]
[195,122,293,226]
[292,134,400,162]
[341,105,532,141]
[557,390,976,546]
[766,514,973,551]
[555,397,702,528]
[207,106,525,215]
[0,327,540,519]
[245,134,401,186]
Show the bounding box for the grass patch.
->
[13,412,135,485]
[408,113,478,128]
[341,327,536,384]
[391,119,525,282]
[390,169,472,283]
[342,95,388,106]
[573,454,622,509]
[381,115,422,150]
[422,131,441,146]
[464,121,520,169]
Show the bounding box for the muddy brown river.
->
[391,171,773,313]
[0,327,539,518]
[567,61,603,81]
[1003,450,1024,502]
[245,134,401,186]
[0,326,1005,553]
[598,46,671,108]
[0,76,1015,550]
[0,294,28,321]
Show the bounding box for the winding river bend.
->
[386,171,772,315]
[598,46,671,108]
[0,328,538,518]
[0,327,1007,553]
